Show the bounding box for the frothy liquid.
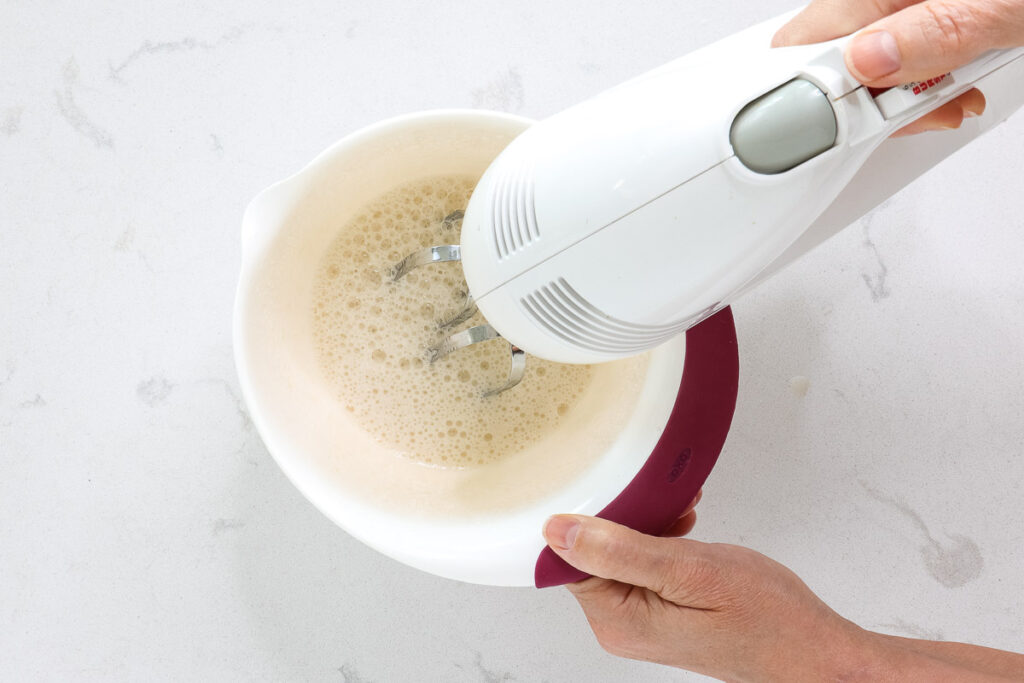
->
[312,175,596,467]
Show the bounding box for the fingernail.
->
[848,31,901,81]
[543,516,579,551]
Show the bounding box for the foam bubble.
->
[311,176,595,467]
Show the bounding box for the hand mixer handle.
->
[534,307,740,588]
[872,47,1024,135]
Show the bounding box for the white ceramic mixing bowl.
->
[232,110,732,587]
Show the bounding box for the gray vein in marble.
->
[337,663,371,682]
[860,220,890,302]
[199,378,253,432]
[860,481,983,588]
[471,68,525,112]
[211,518,247,535]
[209,134,224,154]
[874,618,944,641]
[2,106,23,136]
[137,377,175,407]
[55,59,115,150]
[18,394,46,409]
[462,651,514,683]
[345,21,358,39]
[108,26,250,79]
[112,224,154,271]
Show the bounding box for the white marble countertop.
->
[2,1,1022,680]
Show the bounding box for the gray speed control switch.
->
[730,78,838,175]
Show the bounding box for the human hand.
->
[773,0,1024,136]
[541,514,1024,681]
[542,514,873,681]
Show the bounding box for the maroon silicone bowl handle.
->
[534,307,740,588]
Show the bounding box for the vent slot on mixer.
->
[491,158,540,260]
[520,278,690,354]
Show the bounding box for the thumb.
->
[543,515,719,606]
[845,0,1024,87]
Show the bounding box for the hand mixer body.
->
[459,34,1024,364]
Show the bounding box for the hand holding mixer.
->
[390,28,1024,393]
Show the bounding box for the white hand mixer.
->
[393,21,1024,392]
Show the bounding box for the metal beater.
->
[389,210,525,397]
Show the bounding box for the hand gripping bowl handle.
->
[535,307,740,588]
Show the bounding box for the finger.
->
[543,514,718,606]
[892,87,986,136]
[661,489,702,538]
[685,487,703,513]
[661,510,697,538]
[562,577,666,664]
[772,0,922,47]
[564,574,632,601]
[845,0,1024,87]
